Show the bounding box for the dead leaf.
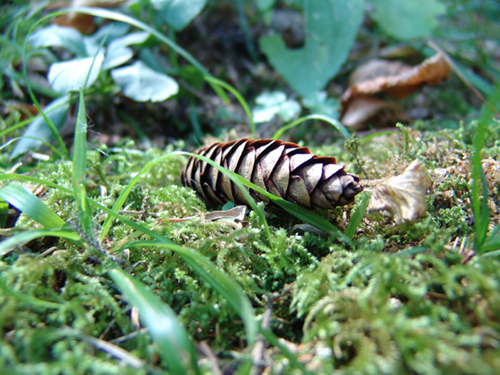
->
[47,0,124,34]
[204,205,247,221]
[340,95,410,130]
[342,53,451,105]
[368,160,431,223]
[347,59,412,87]
[167,205,247,223]
[340,54,451,129]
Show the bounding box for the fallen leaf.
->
[368,160,431,223]
[48,0,124,34]
[340,53,451,129]
[342,53,451,105]
[204,205,247,222]
[347,59,412,87]
[340,95,410,130]
[167,205,247,223]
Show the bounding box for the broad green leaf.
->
[108,266,199,374]
[43,7,227,101]
[111,61,178,102]
[83,22,130,55]
[48,54,104,93]
[371,0,446,40]
[102,31,150,70]
[29,24,86,56]
[152,0,208,31]
[259,0,364,97]
[10,94,70,159]
[302,91,339,118]
[257,0,275,12]
[253,91,301,123]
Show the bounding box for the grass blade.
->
[0,228,81,258]
[345,192,369,238]
[0,200,8,227]
[204,76,255,135]
[100,149,339,243]
[272,114,351,140]
[471,82,500,252]
[108,265,199,375]
[99,151,272,249]
[228,171,340,236]
[0,184,68,229]
[259,327,312,375]
[72,90,94,237]
[123,241,257,346]
[0,273,64,309]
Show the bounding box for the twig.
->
[251,296,273,375]
[197,341,223,375]
[61,326,145,369]
[109,328,149,344]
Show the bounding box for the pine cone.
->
[181,139,363,209]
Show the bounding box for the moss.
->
[2,121,500,373]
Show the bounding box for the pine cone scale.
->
[288,175,312,208]
[270,156,290,197]
[181,139,363,210]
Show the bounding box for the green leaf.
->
[111,61,178,102]
[371,0,446,40]
[84,22,130,53]
[10,94,70,159]
[108,266,200,374]
[29,24,87,56]
[102,31,150,70]
[48,54,104,93]
[252,91,301,123]
[259,0,364,97]
[152,0,208,31]
[302,91,339,118]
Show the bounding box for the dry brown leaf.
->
[368,160,431,223]
[347,59,412,87]
[340,95,410,130]
[341,53,451,107]
[48,0,124,34]
[340,53,451,130]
